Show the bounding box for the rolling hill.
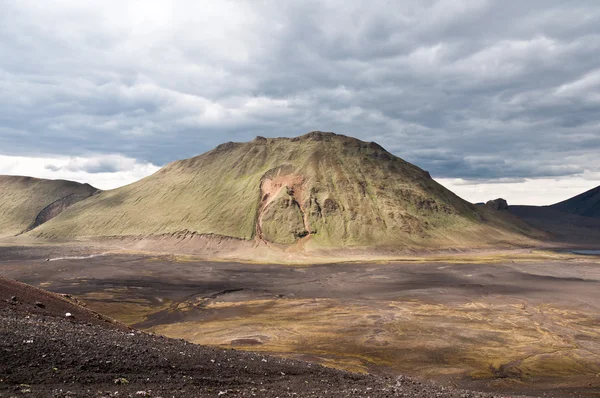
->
[0,176,98,237]
[509,185,600,244]
[550,185,600,218]
[30,132,541,251]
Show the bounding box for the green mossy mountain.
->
[31,132,539,250]
[0,176,98,237]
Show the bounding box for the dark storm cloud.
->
[1,0,599,180]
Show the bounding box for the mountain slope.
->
[509,184,600,244]
[32,132,540,250]
[0,276,124,329]
[550,185,600,218]
[0,176,98,237]
[509,204,600,244]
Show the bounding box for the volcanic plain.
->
[2,245,599,397]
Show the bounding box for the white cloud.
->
[437,173,600,206]
[0,154,159,190]
[450,36,560,79]
[555,69,600,99]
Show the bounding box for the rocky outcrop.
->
[486,198,509,211]
[256,167,311,245]
[261,190,308,244]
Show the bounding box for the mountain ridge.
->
[549,185,600,218]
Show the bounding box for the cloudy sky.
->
[1,1,599,205]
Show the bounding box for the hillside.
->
[31,132,541,251]
[550,185,600,218]
[1,278,519,397]
[509,185,600,244]
[0,276,125,329]
[0,176,98,237]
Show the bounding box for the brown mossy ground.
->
[145,298,600,389]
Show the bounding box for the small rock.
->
[11,296,17,302]
[65,312,74,318]
[35,301,45,308]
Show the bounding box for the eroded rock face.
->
[261,191,308,244]
[486,198,509,211]
[17,186,98,234]
[321,198,339,216]
[25,193,96,232]
[256,167,311,245]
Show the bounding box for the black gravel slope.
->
[0,306,534,398]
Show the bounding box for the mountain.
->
[0,176,98,237]
[509,205,600,244]
[549,185,600,218]
[30,132,540,251]
[509,185,600,244]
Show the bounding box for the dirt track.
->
[1,246,600,396]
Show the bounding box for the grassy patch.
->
[144,298,600,384]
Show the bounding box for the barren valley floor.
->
[1,246,600,397]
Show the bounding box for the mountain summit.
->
[30,132,538,251]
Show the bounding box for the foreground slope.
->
[0,176,98,237]
[0,278,526,397]
[33,132,540,251]
[550,185,600,218]
[0,276,124,329]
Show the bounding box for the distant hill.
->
[30,132,540,251]
[509,205,600,244]
[509,186,600,244]
[550,185,600,218]
[0,176,98,237]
